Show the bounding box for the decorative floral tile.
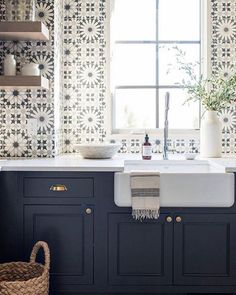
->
[0,0,56,157]
[0,0,236,157]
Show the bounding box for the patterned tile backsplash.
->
[0,0,57,157]
[0,0,235,157]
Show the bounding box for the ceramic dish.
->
[76,142,121,159]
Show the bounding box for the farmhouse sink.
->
[114,160,235,207]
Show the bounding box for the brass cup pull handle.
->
[176,216,182,223]
[166,216,172,223]
[50,184,68,192]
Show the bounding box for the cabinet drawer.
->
[23,177,94,198]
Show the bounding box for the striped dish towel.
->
[130,171,160,220]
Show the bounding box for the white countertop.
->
[0,154,125,172]
[0,153,235,172]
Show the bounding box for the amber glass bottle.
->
[142,134,152,160]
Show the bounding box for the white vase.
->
[4,54,16,76]
[200,110,222,158]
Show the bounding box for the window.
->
[110,0,203,133]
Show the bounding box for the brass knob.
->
[166,216,172,223]
[50,184,67,192]
[176,216,182,223]
[86,208,92,215]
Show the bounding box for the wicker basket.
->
[0,241,50,295]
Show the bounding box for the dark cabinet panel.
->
[2,171,236,294]
[0,172,21,263]
[174,214,236,285]
[108,213,173,286]
[24,205,94,291]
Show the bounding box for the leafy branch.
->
[170,46,236,112]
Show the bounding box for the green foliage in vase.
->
[172,46,236,112]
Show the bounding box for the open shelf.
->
[0,21,49,41]
[0,76,49,90]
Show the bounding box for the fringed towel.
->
[130,171,160,220]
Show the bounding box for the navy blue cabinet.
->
[108,212,236,289]
[174,214,236,286]
[1,171,236,294]
[24,205,94,292]
[108,213,173,286]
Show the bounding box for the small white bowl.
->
[21,63,40,76]
[76,143,121,159]
[184,153,198,160]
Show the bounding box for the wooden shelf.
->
[0,21,49,41]
[0,76,49,90]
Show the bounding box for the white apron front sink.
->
[114,160,235,208]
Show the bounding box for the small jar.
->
[21,63,40,76]
[5,0,36,21]
[4,54,16,76]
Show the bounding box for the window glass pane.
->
[113,0,156,41]
[159,89,200,129]
[111,0,202,132]
[159,44,200,86]
[158,0,200,41]
[114,89,156,129]
[113,44,156,86]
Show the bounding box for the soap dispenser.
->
[142,134,152,160]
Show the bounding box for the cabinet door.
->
[24,205,94,291]
[174,214,236,285]
[108,213,173,286]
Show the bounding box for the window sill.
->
[109,129,200,140]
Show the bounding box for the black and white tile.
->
[0,0,58,157]
[0,0,236,157]
[60,0,236,154]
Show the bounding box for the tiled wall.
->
[0,0,236,157]
[0,0,57,157]
[61,0,236,154]
[54,0,64,155]
[62,0,108,153]
[211,0,236,154]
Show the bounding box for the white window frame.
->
[107,0,212,139]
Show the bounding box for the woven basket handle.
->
[30,241,50,273]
